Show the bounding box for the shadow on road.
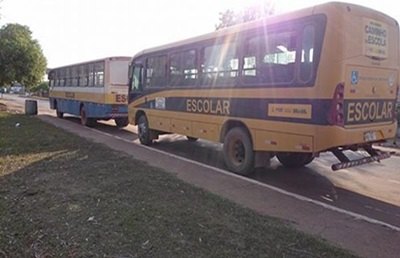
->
[57,115,400,228]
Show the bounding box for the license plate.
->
[364,131,377,142]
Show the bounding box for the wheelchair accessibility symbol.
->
[351,71,359,85]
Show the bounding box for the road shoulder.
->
[37,114,400,258]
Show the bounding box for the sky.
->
[0,0,398,68]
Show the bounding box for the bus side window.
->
[145,55,167,88]
[242,36,259,84]
[88,64,95,87]
[79,65,88,87]
[169,50,197,87]
[260,31,297,84]
[94,62,105,87]
[299,25,315,83]
[201,41,238,87]
[131,65,143,92]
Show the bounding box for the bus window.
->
[94,62,105,87]
[71,66,79,86]
[60,69,66,87]
[299,25,315,83]
[242,36,259,84]
[55,70,60,86]
[88,64,95,86]
[243,30,297,85]
[201,40,238,86]
[131,65,143,91]
[79,65,88,87]
[146,55,167,88]
[261,31,297,84]
[169,50,197,87]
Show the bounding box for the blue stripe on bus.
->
[50,98,127,118]
[134,97,396,126]
[134,97,332,125]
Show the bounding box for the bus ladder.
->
[330,145,392,171]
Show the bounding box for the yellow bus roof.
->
[133,1,398,59]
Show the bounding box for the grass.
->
[0,112,357,257]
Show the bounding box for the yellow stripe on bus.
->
[50,91,127,104]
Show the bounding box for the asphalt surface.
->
[2,94,400,258]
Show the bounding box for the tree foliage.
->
[0,23,47,89]
[31,81,49,93]
[216,2,275,30]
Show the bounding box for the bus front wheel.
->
[223,127,254,175]
[115,117,129,128]
[276,152,314,168]
[137,115,153,145]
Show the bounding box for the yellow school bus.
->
[128,2,399,175]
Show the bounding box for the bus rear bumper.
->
[330,145,392,170]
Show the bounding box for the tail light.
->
[328,83,345,126]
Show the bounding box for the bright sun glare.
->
[223,0,327,15]
[218,0,321,16]
[226,0,276,12]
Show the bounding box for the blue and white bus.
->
[48,57,131,127]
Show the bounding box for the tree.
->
[0,23,47,89]
[216,1,275,30]
[31,81,49,96]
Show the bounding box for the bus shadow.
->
[140,137,400,228]
[62,116,139,142]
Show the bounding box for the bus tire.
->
[80,106,96,127]
[276,152,314,168]
[115,117,129,128]
[56,109,64,118]
[186,136,198,142]
[137,115,153,145]
[223,127,254,175]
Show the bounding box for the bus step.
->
[331,148,391,171]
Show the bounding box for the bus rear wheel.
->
[56,109,64,118]
[115,117,129,128]
[137,115,153,145]
[223,127,254,175]
[80,106,96,127]
[276,152,314,168]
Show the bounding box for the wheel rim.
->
[230,139,245,166]
[138,121,147,141]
